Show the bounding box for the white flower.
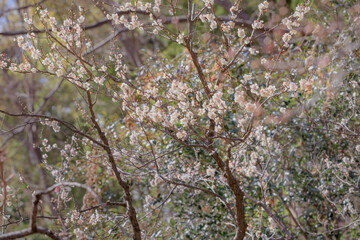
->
[198,108,205,115]
[252,20,264,29]
[176,33,185,44]
[9,63,17,72]
[245,103,256,112]
[282,33,292,44]
[202,0,214,8]
[83,82,90,90]
[208,111,216,120]
[49,17,57,27]
[100,65,107,72]
[206,167,216,177]
[251,83,259,94]
[237,28,246,39]
[289,82,297,91]
[243,74,252,81]
[199,15,207,23]
[56,69,63,77]
[249,48,258,55]
[356,145,360,152]
[24,14,33,24]
[258,1,269,13]
[265,72,271,79]
[64,19,72,27]
[0,61,7,69]
[39,9,49,19]
[89,210,102,225]
[180,117,188,127]
[48,63,55,71]
[176,131,187,140]
[77,15,85,24]
[94,76,105,85]
[42,58,51,66]
[31,49,41,59]
[235,90,246,105]
[210,21,217,30]
[221,23,230,33]
[215,125,222,133]
[15,36,24,44]
[153,29,159,35]
[299,79,307,91]
[19,62,30,71]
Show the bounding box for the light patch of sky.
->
[0,0,16,31]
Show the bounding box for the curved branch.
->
[0,182,99,240]
[34,182,102,204]
[86,92,142,240]
[0,0,46,17]
[244,192,293,239]
[0,109,107,148]
[0,226,60,240]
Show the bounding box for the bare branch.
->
[0,181,100,240]
[0,0,46,17]
[0,227,60,240]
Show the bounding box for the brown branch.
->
[0,182,99,240]
[85,91,142,240]
[0,202,127,229]
[214,0,251,20]
[0,78,64,148]
[0,227,60,240]
[34,182,101,203]
[0,151,7,210]
[244,192,294,239]
[185,38,212,98]
[211,6,230,50]
[138,123,236,221]
[0,97,142,239]
[0,109,107,148]
[0,0,46,17]
[80,201,127,213]
[158,174,236,221]
[220,151,247,240]
[0,150,7,235]
[279,196,308,238]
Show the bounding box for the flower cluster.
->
[258,1,269,14]
[282,3,310,30]
[40,120,60,132]
[199,14,217,30]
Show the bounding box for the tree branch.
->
[0,226,60,240]
[86,91,142,240]
[0,182,100,240]
[0,15,256,37]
